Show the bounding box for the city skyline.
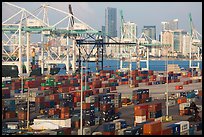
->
[2,2,202,40]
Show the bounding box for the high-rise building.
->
[123,21,137,42]
[142,26,156,41]
[182,33,191,56]
[161,19,178,31]
[105,7,117,38]
[161,30,174,56]
[173,30,187,53]
[142,26,156,55]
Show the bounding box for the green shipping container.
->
[136,76,142,80]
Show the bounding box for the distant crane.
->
[188,13,202,73]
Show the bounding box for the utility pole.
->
[80,61,83,135]
[165,46,169,116]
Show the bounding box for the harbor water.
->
[57,59,202,74]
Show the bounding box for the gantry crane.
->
[188,13,202,75]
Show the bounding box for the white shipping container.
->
[92,132,102,135]
[73,23,88,30]
[180,130,189,135]
[33,118,71,128]
[168,99,176,106]
[175,121,189,132]
[117,128,128,135]
[26,19,44,27]
[135,116,146,123]
[78,127,91,135]
[196,105,202,112]
[114,121,121,130]
[114,104,119,108]
[85,96,95,103]
[154,117,163,122]
[187,98,195,103]
[76,102,81,107]
[95,117,99,125]
[179,103,190,110]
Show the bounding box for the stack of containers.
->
[35,96,45,113]
[59,93,74,119]
[3,99,16,119]
[175,121,190,135]
[82,102,95,126]
[134,104,149,124]
[167,123,180,135]
[2,87,10,99]
[11,81,21,90]
[148,102,162,119]
[177,97,187,104]
[179,103,190,116]
[119,77,128,85]
[175,85,183,90]
[134,109,146,125]
[102,122,115,135]
[129,70,139,87]
[161,126,173,135]
[132,89,151,105]
[113,119,128,135]
[186,92,196,103]
[143,121,162,135]
[99,94,116,122]
[124,126,143,135]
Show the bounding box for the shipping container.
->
[124,126,143,135]
[143,121,162,135]
[175,121,189,133]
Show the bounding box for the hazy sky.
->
[2,2,202,40]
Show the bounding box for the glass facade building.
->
[105,7,117,38]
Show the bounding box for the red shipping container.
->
[5,111,16,119]
[35,96,45,103]
[161,127,173,135]
[148,102,162,112]
[175,85,183,90]
[183,81,189,85]
[143,121,162,135]
[134,108,146,116]
[102,131,115,135]
[62,127,71,135]
[110,86,116,91]
[44,101,50,108]
[58,86,69,93]
[100,104,111,111]
[188,80,192,83]
[49,94,59,100]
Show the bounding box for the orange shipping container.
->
[177,97,187,104]
[82,103,91,110]
[59,107,70,113]
[18,111,27,120]
[60,112,70,119]
[143,121,162,135]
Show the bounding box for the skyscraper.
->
[123,21,137,42]
[161,19,178,31]
[173,30,187,52]
[105,7,117,38]
[142,26,156,41]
